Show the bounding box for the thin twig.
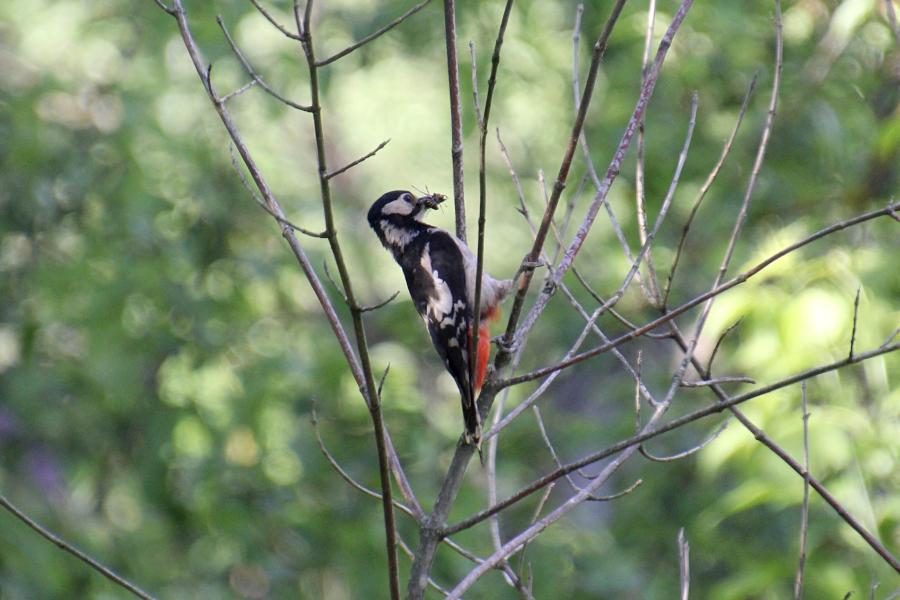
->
[322,260,349,305]
[706,319,744,376]
[499,0,630,350]
[442,0,466,240]
[312,408,416,518]
[794,383,811,600]
[881,327,900,349]
[502,202,899,389]
[639,420,729,462]
[220,79,258,103]
[469,42,483,127]
[314,410,517,591]
[247,0,302,40]
[325,139,391,180]
[471,0,515,431]
[497,136,660,415]
[228,145,327,237]
[664,318,900,577]
[217,16,313,111]
[516,483,555,579]
[444,341,899,539]
[663,74,757,307]
[572,4,636,268]
[167,0,367,396]
[153,0,174,15]
[635,0,660,305]
[377,365,392,399]
[571,267,671,339]
[504,84,696,393]
[849,287,861,359]
[443,347,900,597]
[316,0,433,66]
[501,0,694,390]
[534,405,641,499]
[678,528,690,600]
[296,7,402,595]
[360,291,401,313]
[680,376,755,387]
[0,493,155,600]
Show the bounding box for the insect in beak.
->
[418,193,446,211]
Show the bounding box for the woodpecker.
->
[368,190,512,444]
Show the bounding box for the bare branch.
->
[706,318,743,376]
[0,493,155,599]
[292,0,304,40]
[325,139,391,180]
[533,405,641,500]
[153,0,174,15]
[316,0,433,66]
[499,0,631,348]
[501,0,695,390]
[663,317,900,577]
[312,408,416,518]
[502,202,898,389]
[228,145,327,238]
[360,290,401,313]
[314,410,522,593]
[715,6,783,284]
[220,79,258,103]
[247,0,302,40]
[680,376,754,387]
[635,0,660,305]
[167,0,366,394]
[639,419,729,462]
[638,90,701,305]
[678,528,690,600]
[469,42,483,128]
[322,260,349,306]
[441,0,466,240]
[382,430,423,519]
[663,74,757,307]
[445,340,899,540]
[445,425,644,598]
[794,383,811,600]
[849,287,861,359]
[572,4,636,267]
[217,16,313,111]
[486,373,505,558]
[516,483,555,579]
[296,7,402,595]
[881,326,900,349]
[471,0,515,402]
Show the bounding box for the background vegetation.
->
[0,0,897,597]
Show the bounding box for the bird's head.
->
[367,190,445,228]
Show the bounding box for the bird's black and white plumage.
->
[368,190,512,443]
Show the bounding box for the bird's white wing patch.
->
[420,243,455,326]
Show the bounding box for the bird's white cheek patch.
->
[380,199,412,215]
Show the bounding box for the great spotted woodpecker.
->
[368,190,512,443]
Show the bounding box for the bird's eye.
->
[402,193,413,203]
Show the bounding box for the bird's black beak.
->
[417,193,446,211]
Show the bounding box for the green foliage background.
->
[0,0,898,597]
